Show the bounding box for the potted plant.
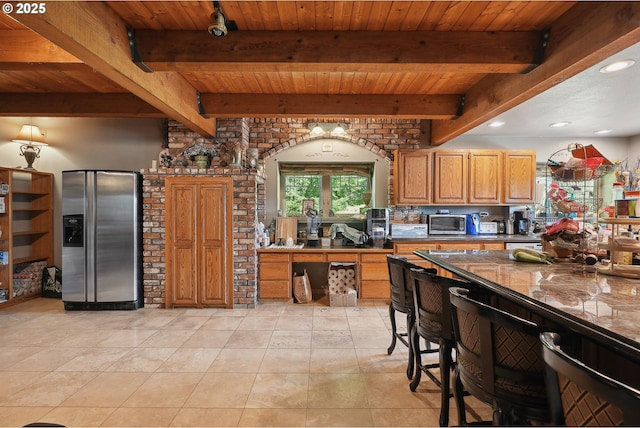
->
[182,144,218,169]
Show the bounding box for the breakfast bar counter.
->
[414,249,640,388]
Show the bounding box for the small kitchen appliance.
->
[428,214,466,235]
[306,209,321,247]
[466,213,480,235]
[366,208,390,238]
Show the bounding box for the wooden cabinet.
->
[433,150,468,204]
[395,149,535,205]
[259,252,292,300]
[359,252,391,299]
[165,177,233,308]
[0,167,53,306]
[469,150,503,204]
[503,151,536,204]
[394,150,431,205]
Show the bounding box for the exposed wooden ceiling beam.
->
[198,94,461,118]
[6,2,216,136]
[430,1,640,145]
[135,30,542,74]
[0,30,81,66]
[0,93,164,117]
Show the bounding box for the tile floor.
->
[0,297,492,427]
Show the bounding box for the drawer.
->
[483,242,504,250]
[293,253,325,262]
[259,263,290,280]
[394,242,437,254]
[437,242,482,250]
[259,253,291,263]
[326,252,358,262]
[259,280,291,299]
[360,252,391,263]
[360,263,389,281]
[360,280,390,299]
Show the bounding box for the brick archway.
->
[262,133,393,161]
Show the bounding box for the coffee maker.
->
[366,208,389,244]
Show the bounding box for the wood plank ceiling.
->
[1,1,639,144]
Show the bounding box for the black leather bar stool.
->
[409,268,471,426]
[541,331,640,426]
[386,255,435,379]
[449,286,550,426]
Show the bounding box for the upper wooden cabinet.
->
[394,149,535,206]
[503,151,536,204]
[394,150,432,205]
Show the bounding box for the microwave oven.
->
[428,214,467,235]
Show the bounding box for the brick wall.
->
[142,117,422,308]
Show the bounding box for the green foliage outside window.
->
[284,175,320,216]
[331,175,368,214]
[284,174,369,216]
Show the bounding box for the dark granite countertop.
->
[389,234,541,242]
[414,249,640,349]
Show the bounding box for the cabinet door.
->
[469,151,502,204]
[433,150,467,204]
[394,150,431,205]
[166,177,233,308]
[200,181,233,307]
[504,151,536,204]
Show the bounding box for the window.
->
[280,163,372,217]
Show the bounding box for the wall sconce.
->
[11,124,48,170]
[307,122,349,137]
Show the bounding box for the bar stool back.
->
[386,255,435,379]
[409,268,471,426]
[541,331,640,426]
[449,286,550,425]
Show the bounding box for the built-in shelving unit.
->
[0,167,53,306]
[597,218,640,278]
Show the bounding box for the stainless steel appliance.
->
[366,208,389,236]
[428,214,467,235]
[62,170,143,310]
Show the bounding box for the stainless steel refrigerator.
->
[62,170,143,310]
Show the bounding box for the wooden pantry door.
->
[165,177,233,308]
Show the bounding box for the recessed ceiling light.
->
[599,59,636,73]
[594,129,613,135]
[549,121,571,128]
[487,121,505,128]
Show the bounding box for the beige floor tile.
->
[165,314,210,329]
[122,372,203,408]
[307,373,369,409]
[184,372,256,408]
[311,330,354,348]
[102,406,180,427]
[108,347,178,372]
[238,408,307,427]
[201,316,243,330]
[363,373,436,409]
[345,306,385,317]
[9,346,86,372]
[238,315,279,330]
[131,314,179,329]
[96,329,158,347]
[138,329,196,348]
[306,408,374,427]
[0,346,36,368]
[275,315,314,330]
[347,316,388,330]
[6,371,99,407]
[0,406,55,428]
[313,315,350,331]
[40,406,117,427]
[182,328,234,348]
[355,348,408,373]
[54,329,111,348]
[370,408,440,427]
[171,408,244,427]
[314,307,347,317]
[0,371,46,400]
[268,329,312,348]
[245,373,308,409]
[351,328,395,349]
[157,347,220,372]
[208,348,266,373]
[310,348,360,373]
[259,348,311,373]
[62,371,151,407]
[55,347,131,372]
[282,305,316,316]
[225,329,273,348]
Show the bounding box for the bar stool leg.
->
[406,310,415,379]
[453,364,468,426]
[387,304,397,355]
[409,323,422,391]
[439,341,453,427]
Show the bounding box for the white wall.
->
[0,117,164,267]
